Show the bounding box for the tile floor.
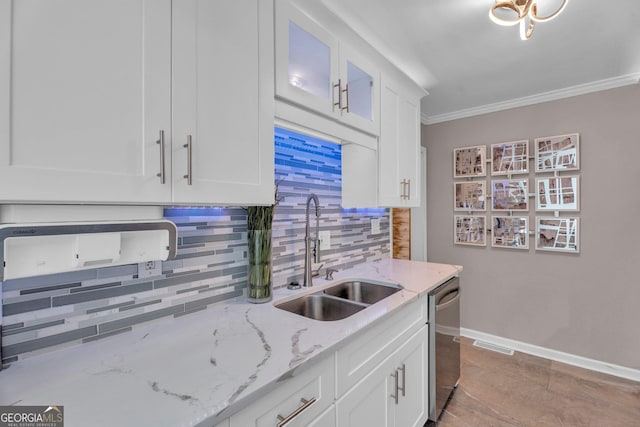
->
[435,337,640,426]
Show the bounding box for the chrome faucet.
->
[303,194,321,287]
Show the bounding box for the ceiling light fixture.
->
[489,0,569,40]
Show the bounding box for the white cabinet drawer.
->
[230,355,335,427]
[335,296,426,397]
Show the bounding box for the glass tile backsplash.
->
[0,128,389,364]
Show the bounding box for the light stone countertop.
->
[0,259,461,427]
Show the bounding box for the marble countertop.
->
[0,259,461,427]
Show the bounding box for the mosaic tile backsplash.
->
[1,128,389,364]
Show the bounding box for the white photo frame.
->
[454,215,486,246]
[535,133,580,172]
[454,181,486,211]
[536,176,579,211]
[535,217,579,253]
[491,216,529,249]
[492,179,529,211]
[491,140,529,175]
[454,145,486,178]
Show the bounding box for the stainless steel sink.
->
[323,280,402,304]
[275,279,403,321]
[275,294,366,321]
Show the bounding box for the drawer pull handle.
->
[276,397,316,427]
[398,363,406,397]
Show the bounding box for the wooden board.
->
[393,208,411,260]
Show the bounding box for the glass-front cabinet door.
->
[275,0,379,136]
[275,0,339,117]
[338,45,380,136]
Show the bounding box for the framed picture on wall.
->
[454,181,486,211]
[454,145,486,178]
[491,140,529,175]
[454,215,486,246]
[492,179,529,211]
[536,176,580,211]
[535,216,579,253]
[535,133,580,172]
[491,216,529,249]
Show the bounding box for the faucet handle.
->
[312,263,324,278]
[325,268,338,280]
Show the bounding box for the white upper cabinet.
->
[378,74,421,207]
[172,0,274,205]
[276,4,338,118]
[0,0,172,203]
[275,0,379,136]
[0,0,274,206]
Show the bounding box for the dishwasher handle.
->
[436,288,460,311]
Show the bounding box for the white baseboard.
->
[461,328,640,383]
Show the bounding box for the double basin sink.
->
[275,279,403,321]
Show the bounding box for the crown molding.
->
[422,73,640,125]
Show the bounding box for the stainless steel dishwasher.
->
[427,276,460,422]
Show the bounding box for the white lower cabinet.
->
[336,354,395,427]
[224,296,428,427]
[229,355,335,427]
[335,297,426,396]
[336,325,428,427]
[308,405,337,427]
[393,325,429,427]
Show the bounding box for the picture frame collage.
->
[453,134,581,253]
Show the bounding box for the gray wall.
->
[422,84,640,370]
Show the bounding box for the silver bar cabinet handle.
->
[183,135,193,186]
[398,363,406,397]
[341,83,349,112]
[406,179,411,200]
[333,79,342,110]
[276,397,317,427]
[390,369,399,405]
[156,130,166,184]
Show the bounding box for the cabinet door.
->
[172,0,274,205]
[393,325,429,427]
[398,94,421,206]
[341,143,378,208]
[337,45,380,136]
[336,356,395,427]
[378,75,421,207]
[275,0,339,119]
[335,297,425,397]
[336,323,428,427]
[308,404,336,427]
[0,0,172,203]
